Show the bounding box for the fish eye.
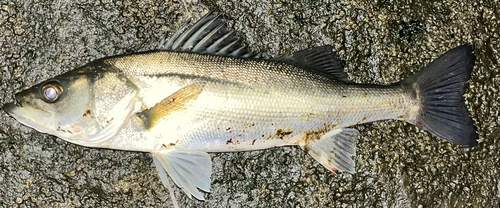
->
[41,82,63,102]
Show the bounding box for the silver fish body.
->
[101,51,413,153]
[3,12,478,205]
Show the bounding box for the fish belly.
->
[145,81,412,152]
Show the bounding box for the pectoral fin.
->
[302,128,359,173]
[152,149,212,200]
[139,83,204,130]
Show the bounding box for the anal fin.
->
[302,128,359,173]
[152,149,212,200]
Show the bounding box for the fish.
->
[2,12,478,206]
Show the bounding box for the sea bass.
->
[3,12,477,205]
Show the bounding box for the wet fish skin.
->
[99,51,414,152]
[3,65,141,147]
[2,12,477,204]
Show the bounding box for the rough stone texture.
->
[0,0,498,207]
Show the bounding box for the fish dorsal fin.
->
[159,12,259,58]
[279,46,349,82]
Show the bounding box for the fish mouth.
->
[3,99,23,114]
[3,100,54,135]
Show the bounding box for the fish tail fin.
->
[401,44,478,147]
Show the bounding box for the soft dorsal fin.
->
[159,12,259,58]
[279,46,349,82]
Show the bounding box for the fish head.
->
[3,64,140,147]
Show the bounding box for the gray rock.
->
[0,0,498,207]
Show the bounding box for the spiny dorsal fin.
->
[159,12,259,58]
[279,46,349,82]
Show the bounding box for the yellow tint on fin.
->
[139,83,204,130]
[302,128,358,174]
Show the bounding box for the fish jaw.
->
[3,101,62,137]
[3,100,89,141]
[3,97,138,148]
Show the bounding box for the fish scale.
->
[98,50,414,153]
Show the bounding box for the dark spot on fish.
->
[336,118,342,124]
[397,115,404,119]
[162,142,177,148]
[242,124,255,133]
[107,118,114,124]
[226,139,233,144]
[273,129,293,140]
[56,127,72,134]
[363,93,367,98]
[226,127,231,131]
[355,116,368,125]
[252,139,257,145]
[302,113,315,118]
[331,167,339,173]
[261,135,265,137]
[295,123,336,145]
[342,95,347,98]
[303,145,310,154]
[83,110,91,118]
[416,121,422,128]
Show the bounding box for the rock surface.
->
[0,0,498,207]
